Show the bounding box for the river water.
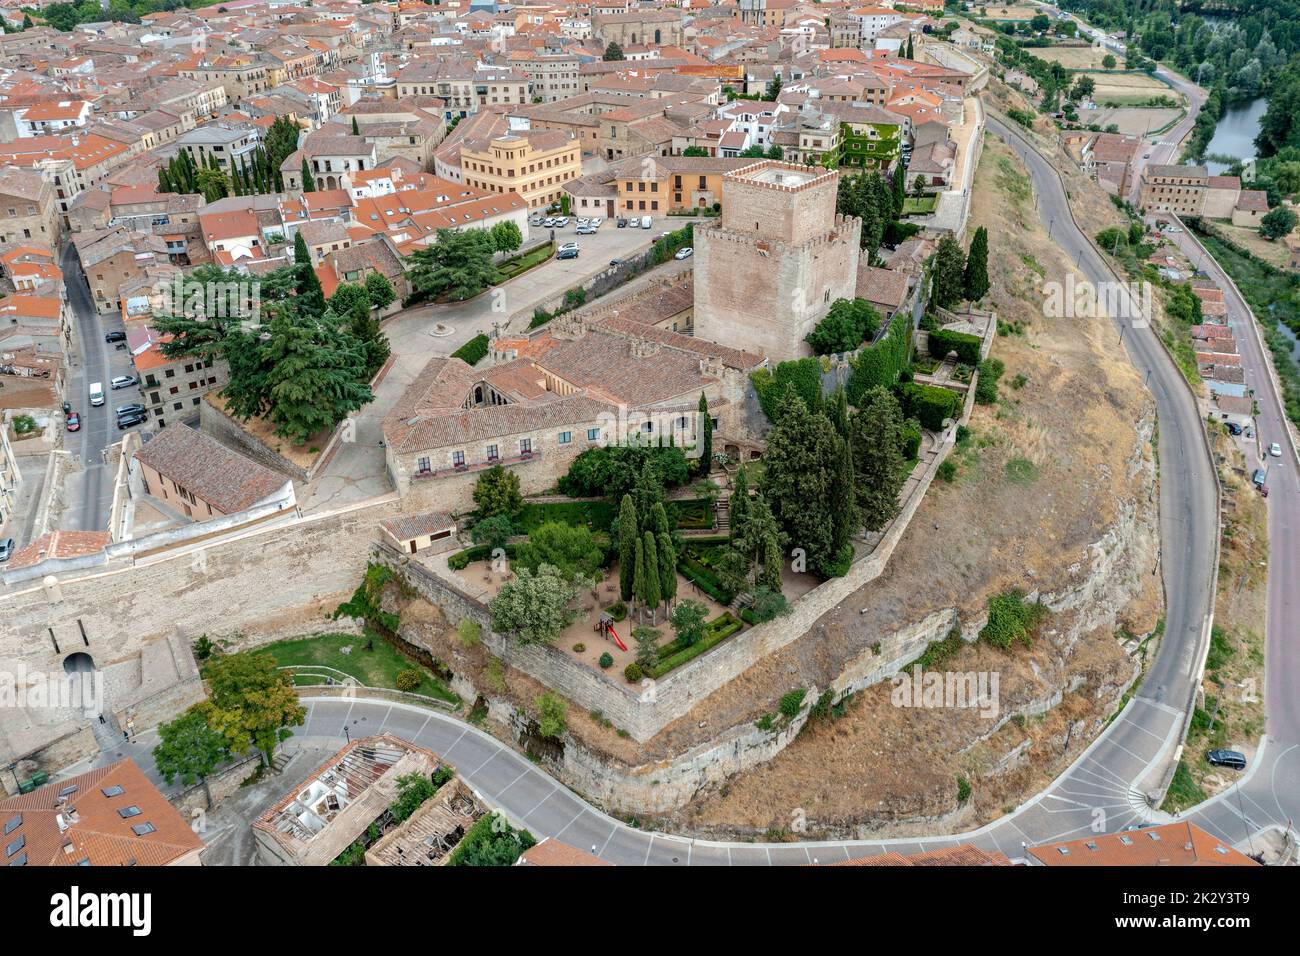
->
[1205,98,1267,174]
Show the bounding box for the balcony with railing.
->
[410,448,540,482]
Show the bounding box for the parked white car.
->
[1269,442,1282,457]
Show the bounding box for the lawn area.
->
[518,499,617,533]
[259,632,460,705]
[498,242,554,281]
[515,497,712,533]
[902,196,937,216]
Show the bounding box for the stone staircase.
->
[714,495,730,533]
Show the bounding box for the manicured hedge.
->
[517,499,617,533]
[677,555,734,605]
[897,381,962,431]
[648,612,744,678]
[667,498,713,529]
[901,421,922,460]
[448,542,517,570]
[926,329,982,366]
[450,334,490,366]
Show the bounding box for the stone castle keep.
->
[693,161,862,363]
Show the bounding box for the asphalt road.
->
[270,126,1298,862]
[1163,225,1300,747]
[58,242,147,535]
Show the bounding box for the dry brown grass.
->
[669,137,1160,838]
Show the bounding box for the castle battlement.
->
[696,213,861,256]
[723,160,841,195]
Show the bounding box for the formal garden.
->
[435,273,997,688]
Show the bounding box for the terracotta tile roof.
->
[0,759,203,867]
[133,424,287,514]
[7,530,111,569]
[1029,822,1258,866]
[856,264,910,310]
[517,838,613,866]
[380,511,456,541]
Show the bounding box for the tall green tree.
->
[260,311,372,444]
[200,652,306,766]
[152,708,230,808]
[632,534,646,612]
[490,220,523,254]
[827,437,858,575]
[760,391,844,577]
[963,226,990,302]
[641,529,662,624]
[696,391,712,473]
[618,494,638,601]
[489,565,579,646]
[930,236,967,309]
[850,386,906,532]
[301,156,316,192]
[729,463,750,545]
[406,228,500,301]
[657,531,677,610]
[474,465,522,518]
[364,271,396,310]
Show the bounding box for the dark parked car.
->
[104,331,126,343]
[616,217,628,228]
[1207,749,1247,770]
[116,403,145,417]
[66,411,80,432]
[117,411,147,430]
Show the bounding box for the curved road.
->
[261,114,1300,866]
[282,126,1299,859]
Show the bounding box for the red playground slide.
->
[607,624,628,652]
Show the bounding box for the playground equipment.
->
[596,613,627,652]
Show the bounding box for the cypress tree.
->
[850,386,905,532]
[301,156,315,192]
[632,535,646,616]
[762,532,783,592]
[729,464,750,544]
[830,437,859,569]
[696,391,712,474]
[658,531,677,610]
[650,501,670,538]
[891,161,906,218]
[618,494,637,602]
[642,530,661,624]
[964,226,990,302]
